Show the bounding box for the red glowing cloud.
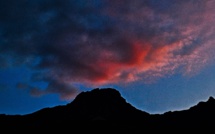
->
[1,0,215,99]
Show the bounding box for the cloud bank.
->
[1,0,215,99]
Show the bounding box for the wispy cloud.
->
[1,0,215,98]
[17,81,79,100]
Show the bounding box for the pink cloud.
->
[1,0,215,98]
[30,0,215,87]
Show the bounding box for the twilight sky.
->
[1,0,215,115]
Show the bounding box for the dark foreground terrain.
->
[1,88,215,131]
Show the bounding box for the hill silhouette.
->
[1,88,215,131]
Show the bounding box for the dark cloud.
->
[17,80,79,100]
[30,80,79,100]
[1,0,215,98]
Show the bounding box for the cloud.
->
[1,0,215,97]
[17,81,79,100]
[30,80,79,100]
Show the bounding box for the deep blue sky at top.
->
[0,0,215,115]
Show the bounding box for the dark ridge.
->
[0,88,215,131]
[66,88,150,120]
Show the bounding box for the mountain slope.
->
[1,88,215,130]
[26,88,149,120]
[152,96,215,127]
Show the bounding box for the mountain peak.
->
[208,96,215,102]
[2,88,215,128]
[187,96,215,113]
[66,88,149,120]
[88,88,121,97]
[70,88,126,107]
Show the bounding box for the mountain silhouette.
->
[1,88,215,131]
[152,96,215,128]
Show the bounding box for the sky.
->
[1,0,215,115]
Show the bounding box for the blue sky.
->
[0,0,215,115]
